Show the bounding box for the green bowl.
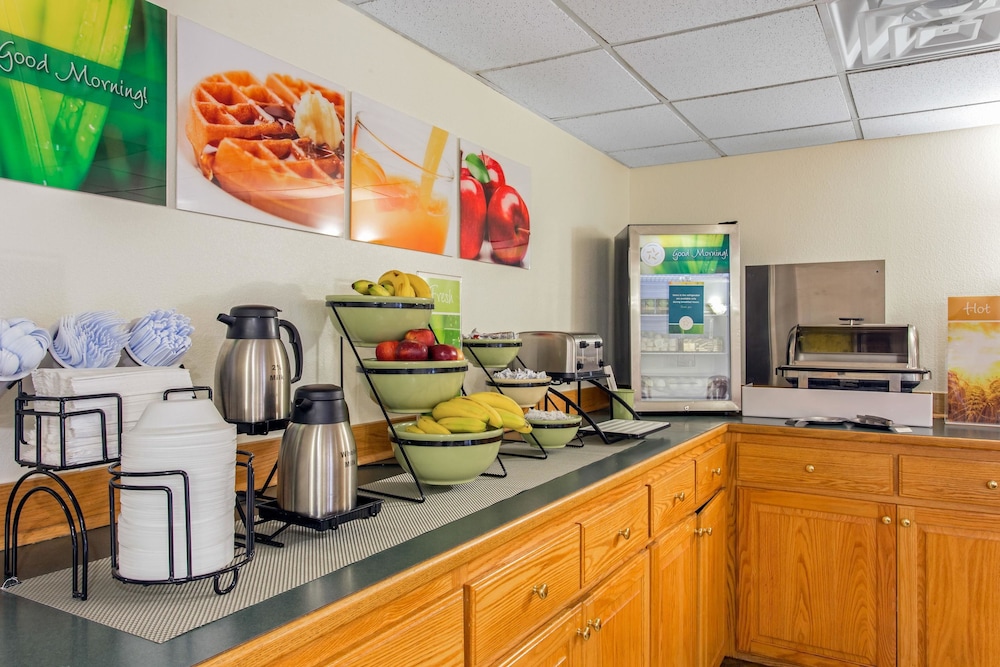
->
[389,423,504,485]
[489,376,551,408]
[522,415,583,449]
[461,338,521,369]
[326,295,434,346]
[360,359,468,413]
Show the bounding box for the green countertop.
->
[3,414,999,666]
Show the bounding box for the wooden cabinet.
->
[698,489,728,667]
[578,483,649,585]
[897,505,1000,666]
[495,607,583,667]
[736,487,896,667]
[651,515,698,667]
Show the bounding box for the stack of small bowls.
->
[117,396,237,580]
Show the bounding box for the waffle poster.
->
[176,18,348,237]
[946,296,1000,426]
[0,0,167,205]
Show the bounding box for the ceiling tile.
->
[675,78,852,137]
[555,105,700,153]
[849,50,1000,118]
[714,122,858,155]
[562,0,805,43]
[861,101,1000,139]
[610,142,720,168]
[615,8,837,100]
[481,50,658,119]
[355,0,596,71]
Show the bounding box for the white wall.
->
[630,124,1000,394]
[0,1,629,484]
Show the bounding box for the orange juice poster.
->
[175,18,347,236]
[946,296,1000,426]
[350,94,458,256]
[459,140,531,268]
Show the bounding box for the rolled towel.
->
[51,311,129,369]
[0,317,52,379]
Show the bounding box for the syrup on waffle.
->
[185,71,346,231]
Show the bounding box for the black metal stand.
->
[546,374,642,444]
[251,494,384,548]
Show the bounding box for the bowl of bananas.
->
[360,359,468,413]
[326,271,435,346]
[388,421,504,486]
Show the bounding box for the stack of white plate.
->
[117,396,237,580]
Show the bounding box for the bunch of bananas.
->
[404,393,532,435]
[352,270,432,298]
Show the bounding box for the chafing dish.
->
[776,323,930,392]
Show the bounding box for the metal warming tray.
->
[776,322,931,392]
[516,332,606,380]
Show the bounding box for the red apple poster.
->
[176,18,347,236]
[350,93,458,256]
[0,0,167,205]
[459,140,531,268]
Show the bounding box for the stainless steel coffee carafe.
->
[277,384,357,517]
[215,305,303,433]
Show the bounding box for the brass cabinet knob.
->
[589,618,603,632]
[532,584,548,600]
[712,467,722,476]
[901,519,911,527]
[882,516,892,525]
[618,527,631,540]
[694,527,713,537]
[805,464,816,473]
[989,480,998,490]
[578,626,592,640]
[674,491,686,502]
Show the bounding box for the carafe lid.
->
[219,305,281,339]
[290,384,350,424]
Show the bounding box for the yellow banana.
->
[377,269,403,285]
[436,416,488,433]
[462,395,504,428]
[351,279,375,294]
[467,391,524,417]
[395,273,414,297]
[432,397,490,424]
[368,283,391,297]
[497,409,531,433]
[379,280,396,296]
[417,416,451,435]
[404,424,425,434]
[407,273,432,299]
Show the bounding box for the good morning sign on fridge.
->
[947,296,1000,426]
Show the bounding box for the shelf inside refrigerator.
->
[640,374,731,401]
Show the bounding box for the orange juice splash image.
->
[350,114,452,254]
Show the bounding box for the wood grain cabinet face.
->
[737,441,894,496]
[698,490,728,667]
[899,454,1000,506]
[650,515,698,667]
[494,606,584,667]
[579,485,649,585]
[898,505,1000,667]
[467,524,582,666]
[695,445,727,505]
[736,488,896,667]
[648,460,697,537]
[580,549,650,667]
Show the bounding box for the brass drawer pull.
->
[578,626,591,640]
[618,527,631,540]
[882,516,892,525]
[989,480,998,490]
[711,467,722,476]
[805,464,815,473]
[674,491,686,502]
[588,618,603,632]
[901,519,911,527]
[694,527,713,537]
[531,584,548,600]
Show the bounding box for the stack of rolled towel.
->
[20,366,194,467]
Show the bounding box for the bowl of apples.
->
[360,329,467,413]
[325,294,434,346]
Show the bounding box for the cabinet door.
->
[651,515,698,667]
[898,505,1000,667]
[737,488,896,667]
[495,607,584,667]
[697,490,728,667]
[581,549,650,667]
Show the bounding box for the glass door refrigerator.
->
[613,223,742,413]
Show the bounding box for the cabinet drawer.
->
[738,442,894,495]
[696,444,727,503]
[467,524,582,666]
[579,485,649,585]
[648,459,697,536]
[900,454,1000,506]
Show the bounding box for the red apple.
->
[429,344,460,361]
[404,328,436,347]
[459,170,487,259]
[375,340,400,361]
[396,339,428,361]
[487,184,530,266]
[480,152,505,206]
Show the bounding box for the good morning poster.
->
[0,0,167,205]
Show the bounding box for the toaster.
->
[516,332,605,380]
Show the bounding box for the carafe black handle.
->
[280,318,304,384]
